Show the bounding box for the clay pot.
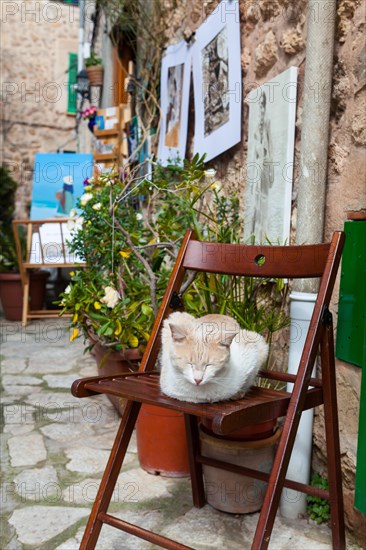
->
[199,425,281,514]
[86,65,104,87]
[200,417,277,441]
[136,404,190,478]
[0,270,49,321]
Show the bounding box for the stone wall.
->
[159,0,366,544]
[1,0,80,217]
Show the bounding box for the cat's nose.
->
[194,378,202,385]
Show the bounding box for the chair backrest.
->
[138,230,345,375]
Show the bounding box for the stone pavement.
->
[0,319,355,549]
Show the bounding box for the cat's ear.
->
[169,322,188,342]
[219,330,239,347]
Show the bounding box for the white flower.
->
[75,216,84,228]
[64,284,71,294]
[69,208,77,218]
[92,202,102,211]
[87,177,95,184]
[136,212,143,221]
[67,216,84,231]
[100,286,120,309]
[204,168,217,179]
[80,192,93,206]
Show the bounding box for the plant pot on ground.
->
[0,270,50,321]
[199,424,282,514]
[0,166,49,321]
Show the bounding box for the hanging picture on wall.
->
[244,66,298,244]
[158,40,192,165]
[192,0,241,161]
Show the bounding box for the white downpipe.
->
[280,292,317,517]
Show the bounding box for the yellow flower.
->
[70,327,79,342]
[72,312,78,323]
[70,271,75,277]
[94,301,102,310]
[114,319,122,336]
[119,249,131,258]
[128,334,139,348]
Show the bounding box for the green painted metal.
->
[355,363,366,515]
[67,53,78,115]
[336,220,366,515]
[336,220,366,368]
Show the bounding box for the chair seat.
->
[72,372,323,436]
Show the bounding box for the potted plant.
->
[85,51,104,86]
[0,166,48,321]
[60,156,289,479]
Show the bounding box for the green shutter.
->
[67,53,78,114]
[336,220,366,368]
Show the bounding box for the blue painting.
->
[30,153,93,220]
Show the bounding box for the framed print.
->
[158,40,192,165]
[244,66,298,244]
[30,153,93,219]
[192,0,241,161]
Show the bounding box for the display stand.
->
[12,219,85,326]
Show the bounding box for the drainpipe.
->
[280,0,337,518]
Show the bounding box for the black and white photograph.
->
[244,66,298,244]
[158,41,192,165]
[192,0,241,161]
[202,26,229,136]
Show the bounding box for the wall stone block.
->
[254,31,278,77]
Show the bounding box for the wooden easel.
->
[12,219,85,326]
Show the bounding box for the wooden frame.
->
[71,230,345,549]
[12,219,85,326]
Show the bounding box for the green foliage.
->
[85,51,102,67]
[306,472,331,524]
[0,166,23,273]
[60,156,289,356]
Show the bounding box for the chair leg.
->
[80,401,141,550]
[321,322,345,550]
[184,414,205,508]
[251,371,317,548]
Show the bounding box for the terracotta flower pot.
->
[86,65,104,86]
[200,425,282,514]
[0,270,49,321]
[136,404,190,478]
[200,416,277,441]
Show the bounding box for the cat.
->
[159,311,269,403]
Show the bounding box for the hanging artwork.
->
[244,66,298,244]
[192,0,241,161]
[158,40,192,165]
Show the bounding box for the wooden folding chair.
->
[72,230,345,550]
[12,219,86,326]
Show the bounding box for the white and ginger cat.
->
[159,311,269,403]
